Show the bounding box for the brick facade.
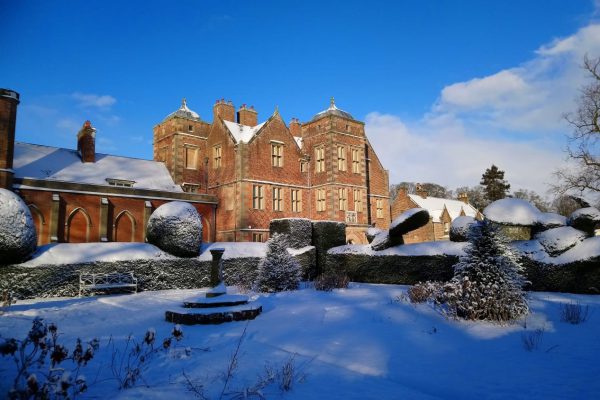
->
[155,98,391,244]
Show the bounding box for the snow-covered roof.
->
[13,142,183,192]
[162,98,201,122]
[294,136,303,149]
[408,194,479,223]
[223,120,266,144]
[311,97,354,121]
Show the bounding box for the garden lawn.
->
[1,284,599,399]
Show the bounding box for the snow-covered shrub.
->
[483,198,540,226]
[146,201,202,257]
[407,281,443,303]
[254,233,301,293]
[365,227,382,243]
[534,226,587,256]
[0,318,98,399]
[0,188,37,264]
[446,219,529,322]
[567,207,600,236]
[449,216,476,242]
[314,270,350,291]
[370,230,393,251]
[389,208,430,237]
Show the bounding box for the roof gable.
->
[408,194,479,222]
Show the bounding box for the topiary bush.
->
[146,201,202,257]
[254,233,301,293]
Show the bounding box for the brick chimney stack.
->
[289,118,301,137]
[77,120,96,163]
[415,183,428,199]
[0,89,19,189]
[458,192,469,204]
[213,99,235,123]
[237,104,258,126]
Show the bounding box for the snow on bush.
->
[446,219,528,322]
[146,201,202,257]
[567,207,600,236]
[389,208,429,237]
[534,227,588,256]
[449,216,477,242]
[535,212,566,230]
[0,188,37,264]
[410,220,529,320]
[483,198,541,226]
[365,227,382,243]
[269,218,312,249]
[254,233,301,293]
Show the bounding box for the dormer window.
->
[106,178,135,188]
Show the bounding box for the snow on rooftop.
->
[13,142,183,192]
[223,120,266,143]
[294,136,303,149]
[20,242,174,267]
[408,194,478,223]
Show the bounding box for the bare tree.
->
[555,55,600,195]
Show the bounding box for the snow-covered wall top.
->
[408,194,479,222]
[330,241,466,257]
[13,142,182,192]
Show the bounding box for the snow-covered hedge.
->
[269,218,312,249]
[534,227,587,257]
[146,201,202,257]
[326,242,464,284]
[449,216,476,242]
[312,220,346,276]
[0,188,37,264]
[567,207,600,236]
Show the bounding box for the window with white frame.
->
[253,185,264,209]
[271,143,283,167]
[352,148,360,173]
[337,146,346,171]
[315,147,325,173]
[272,187,283,211]
[376,199,384,219]
[353,189,362,212]
[213,145,222,169]
[291,189,302,212]
[338,188,348,211]
[316,189,326,212]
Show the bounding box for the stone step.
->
[165,302,262,325]
[183,294,250,309]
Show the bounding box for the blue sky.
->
[2,0,599,197]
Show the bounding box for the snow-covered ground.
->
[1,284,599,399]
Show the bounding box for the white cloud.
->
[367,22,600,197]
[72,92,116,109]
[433,24,600,134]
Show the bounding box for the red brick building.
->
[391,184,482,243]
[154,97,391,243]
[0,89,217,245]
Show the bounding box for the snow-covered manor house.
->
[153,97,391,243]
[1,89,390,245]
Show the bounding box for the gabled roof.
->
[311,97,354,121]
[222,120,266,144]
[408,194,479,223]
[13,142,183,192]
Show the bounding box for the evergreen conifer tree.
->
[254,233,301,293]
[480,165,510,202]
[447,219,528,322]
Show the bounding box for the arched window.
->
[66,208,92,243]
[28,204,45,245]
[114,210,136,242]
